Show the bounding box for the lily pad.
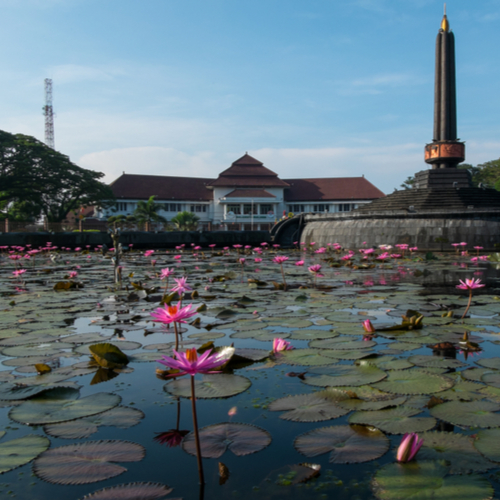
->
[89,343,129,369]
[79,482,178,500]
[164,374,251,399]
[474,428,500,463]
[417,431,494,474]
[44,406,144,439]
[372,369,454,395]
[9,392,121,425]
[33,440,145,485]
[372,460,494,500]
[0,435,50,474]
[348,406,436,434]
[278,348,338,366]
[429,400,500,428]
[182,422,271,458]
[303,365,387,388]
[268,393,349,422]
[294,425,389,464]
[288,329,339,341]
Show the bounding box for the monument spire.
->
[424,7,465,170]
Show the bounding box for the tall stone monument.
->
[273,9,500,250]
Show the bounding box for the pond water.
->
[1,246,500,500]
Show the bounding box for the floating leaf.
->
[182,422,271,458]
[44,406,144,439]
[0,435,50,474]
[278,348,337,366]
[10,392,121,425]
[88,343,130,369]
[294,425,389,464]
[35,363,52,375]
[372,369,454,395]
[33,440,145,485]
[288,329,338,341]
[474,428,500,463]
[348,406,436,434]
[407,355,465,369]
[429,401,500,428]
[79,482,178,500]
[268,393,349,422]
[303,365,387,388]
[164,374,251,399]
[372,461,494,500]
[286,463,321,485]
[417,432,495,474]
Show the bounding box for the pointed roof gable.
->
[208,154,290,188]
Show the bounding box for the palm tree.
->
[132,196,167,231]
[170,211,200,231]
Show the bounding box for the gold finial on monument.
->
[441,3,450,32]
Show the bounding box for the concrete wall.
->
[300,212,500,251]
[0,230,272,250]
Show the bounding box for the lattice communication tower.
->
[43,78,55,149]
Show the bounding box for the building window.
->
[117,202,127,211]
[339,204,351,212]
[289,204,305,213]
[313,204,329,212]
[190,205,207,213]
[227,204,241,215]
[169,203,182,212]
[243,204,257,215]
[259,204,273,215]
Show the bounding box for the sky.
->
[1,0,500,194]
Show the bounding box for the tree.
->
[170,211,200,231]
[400,176,415,190]
[132,195,167,229]
[459,160,500,189]
[0,130,115,221]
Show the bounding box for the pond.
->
[1,243,500,500]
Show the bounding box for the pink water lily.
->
[456,278,485,290]
[157,348,227,377]
[397,433,424,462]
[170,277,193,296]
[273,256,289,264]
[308,264,322,274]
[160,268,175,280]
[273,338,294,353]
[362,319,376,333]
[151,302,197,325]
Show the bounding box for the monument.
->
[273,9,500,250]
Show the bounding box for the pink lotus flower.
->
[154,429,189,447]
[362,319,375,333]
[144,250,155,257]
[238,258,246,265]
[68,271,78,279]
[397,433,424,462]
[308,264,322,274]
[228,406,237,417]
[160,268,175,280]
[456,278,485,290]
[254,258,263,263]
[157,348,227,377]
[151,302,197,325]
[273,338,293,353]
[12,269,26,277]
[170,277,193,295]
[209,244,216,248]
[273,256,289,264]
[295,260,304,266]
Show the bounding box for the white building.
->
[98,154,385,230]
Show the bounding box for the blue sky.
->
[1,0,500,194]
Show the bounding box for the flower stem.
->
[190,375,205,485]
[173,322,179,351]
[461,290,473,322]
[280,264,287,289]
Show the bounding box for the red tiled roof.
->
[110,174,214,201]
[224,189,276,198]
[283,177,385,201]
[208,154,290,187]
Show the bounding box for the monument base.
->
[415,168,471,189]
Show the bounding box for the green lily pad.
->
[182,422,271,458]
[372,369,454,395]
[474,428,500,463]
[407,355,465,369]
[33,440,145,485]
[438,381,484,401]
[0,435,50,474]
[44,406,144,439]
[417,431,495,474]
[78,482,177,500]
[303,365,387,388]
[164,374,251,399]
[294,425,389,464]
[288,329,339,341]
[278,348,338,366]
[89,343,129,369]
[372,460,493,500]
[1,342,73,357]
[348,406,436,434]
[268,392,349,422]
[429,400,500,428]
[9,392,121,425]
[309,338,377,350]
